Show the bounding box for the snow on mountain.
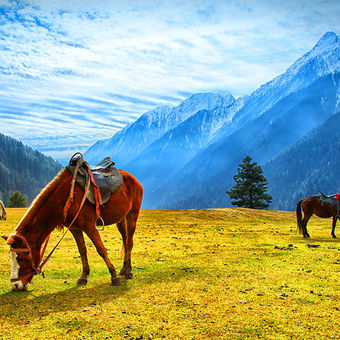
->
[84,92,233,166]
[226,32,340,128]
[149,32,340,208]
[125,95,236,186]
[290,31,339,76]
[85,31,340,210]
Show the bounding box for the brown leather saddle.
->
[66,157,123,205]
[319,192,340,218]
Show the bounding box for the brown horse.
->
[2,165,143,291]
[296,195,338,239]
[0,199,6,220]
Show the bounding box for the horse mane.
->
[15,168,69,234]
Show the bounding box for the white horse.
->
[0,200,7,220]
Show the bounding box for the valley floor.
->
[0,208,339,339]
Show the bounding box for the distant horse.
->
[0,199,6,220]
[2,155,143,291]
[296,194,339,239]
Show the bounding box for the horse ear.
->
[1,235,8,241]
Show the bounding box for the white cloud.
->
[0,0,339,162]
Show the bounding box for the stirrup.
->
[95,217,105,231]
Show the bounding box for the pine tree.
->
[227,156,272,209]
[7,191,27,208]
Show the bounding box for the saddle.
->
[319,192,340,217]
[66,156,123,206]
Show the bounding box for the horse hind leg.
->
[331,216,337,238]
[117,210,138,279]
[117,218,129,278]
[84,226,121,286]
[302,214,311,238]
[71,228,90,285]
[297,201,312,238]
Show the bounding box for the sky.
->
[0,0,339,163]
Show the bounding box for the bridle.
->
[10,152,102,285]
[10,233,50,284]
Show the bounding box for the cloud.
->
[0,0,339,161]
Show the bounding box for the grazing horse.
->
[0,199,6,220]
[296,194,338,239]
[2,159,143,291]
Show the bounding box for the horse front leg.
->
[331,217,337,238]
[70,228,90,286]
[84,226,121,286]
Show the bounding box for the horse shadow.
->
[0,281,129,320]
[0,265,197,325]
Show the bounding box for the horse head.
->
[2,234,37,291]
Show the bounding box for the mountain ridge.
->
[154,72,339,208]
[84,92,234,166]
[85,31,340,209]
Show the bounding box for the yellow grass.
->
[0,207,339,339]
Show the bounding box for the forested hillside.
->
[0,133,62,204]
[264,111,340,210]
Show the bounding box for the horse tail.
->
[296,199,304,234]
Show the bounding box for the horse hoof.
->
[124,273,133,280]
[77,279,88,286]
[111,277,121,286]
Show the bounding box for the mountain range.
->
[85,31,340,210]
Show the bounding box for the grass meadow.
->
[0,207,339,339]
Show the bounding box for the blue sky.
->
[0,0,339,163]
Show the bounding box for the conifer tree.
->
[227,156,272,209]
[7,191,27,208]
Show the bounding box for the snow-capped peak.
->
[314,31,338,52]
[243,31,339,120]
[288,31,339,74]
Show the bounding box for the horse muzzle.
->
[11,280,28,291]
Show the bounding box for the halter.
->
[10,152,101,284]
[10,233,50,284]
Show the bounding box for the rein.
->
[11,152,102,283]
